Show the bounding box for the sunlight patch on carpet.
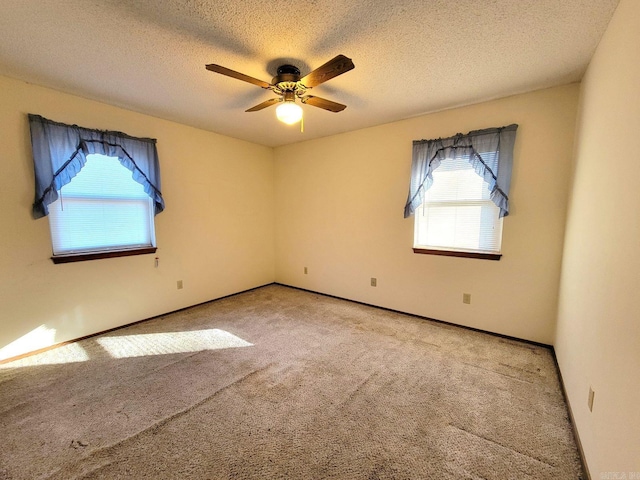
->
[0,342,89,369]
[96,329,253,358]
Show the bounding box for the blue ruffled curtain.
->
[404,124,518,218]
[29,114,165,219]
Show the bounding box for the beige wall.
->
[555,0,640,475]
[275,84,579,344]
[0,75,275,361]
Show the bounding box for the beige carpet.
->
[0,284,583,479]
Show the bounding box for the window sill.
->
[51,247,157,264]
[413,248,501,261]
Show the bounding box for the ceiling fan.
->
[205,55,355,125]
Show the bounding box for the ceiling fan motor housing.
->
[273,64,304,94]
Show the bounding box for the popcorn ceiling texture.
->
[0,285,583,479]
[0,0,618,146]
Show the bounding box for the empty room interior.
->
[0,0,638,479]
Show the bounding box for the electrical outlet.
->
[371,277,377,287]
[304,267,308,274]
[177,280,183,290]
[463,293,471,304]
[588,387,595,412]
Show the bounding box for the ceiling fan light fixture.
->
[276,100,303,125]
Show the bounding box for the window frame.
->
[404,125,517,261]
[412,155,504,261]
[28,114,165,265]
[412,247,501,261]
[47,154,158,264]
[51,246,157,264]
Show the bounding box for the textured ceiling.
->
[0,0,619,147]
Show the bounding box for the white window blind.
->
[48,154,156,256]
[414,156,502,254]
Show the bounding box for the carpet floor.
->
[0,284,583,479]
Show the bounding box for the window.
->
[414,156,503,258]
[404,124,517,260]
[48,154,156,258]
[28,114,165,264]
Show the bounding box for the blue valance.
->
[29,114,165,219]
[404,124,518,218]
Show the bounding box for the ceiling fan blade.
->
[205,64,272,89]
[245,98,282,112]
[300,95,347,112]
[300,55,355,88]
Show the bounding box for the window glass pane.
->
[61,157,150,199]
[416,202,501,252]
[426,157,489,202]
[48,154,155,255]
[415,157,502,254]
